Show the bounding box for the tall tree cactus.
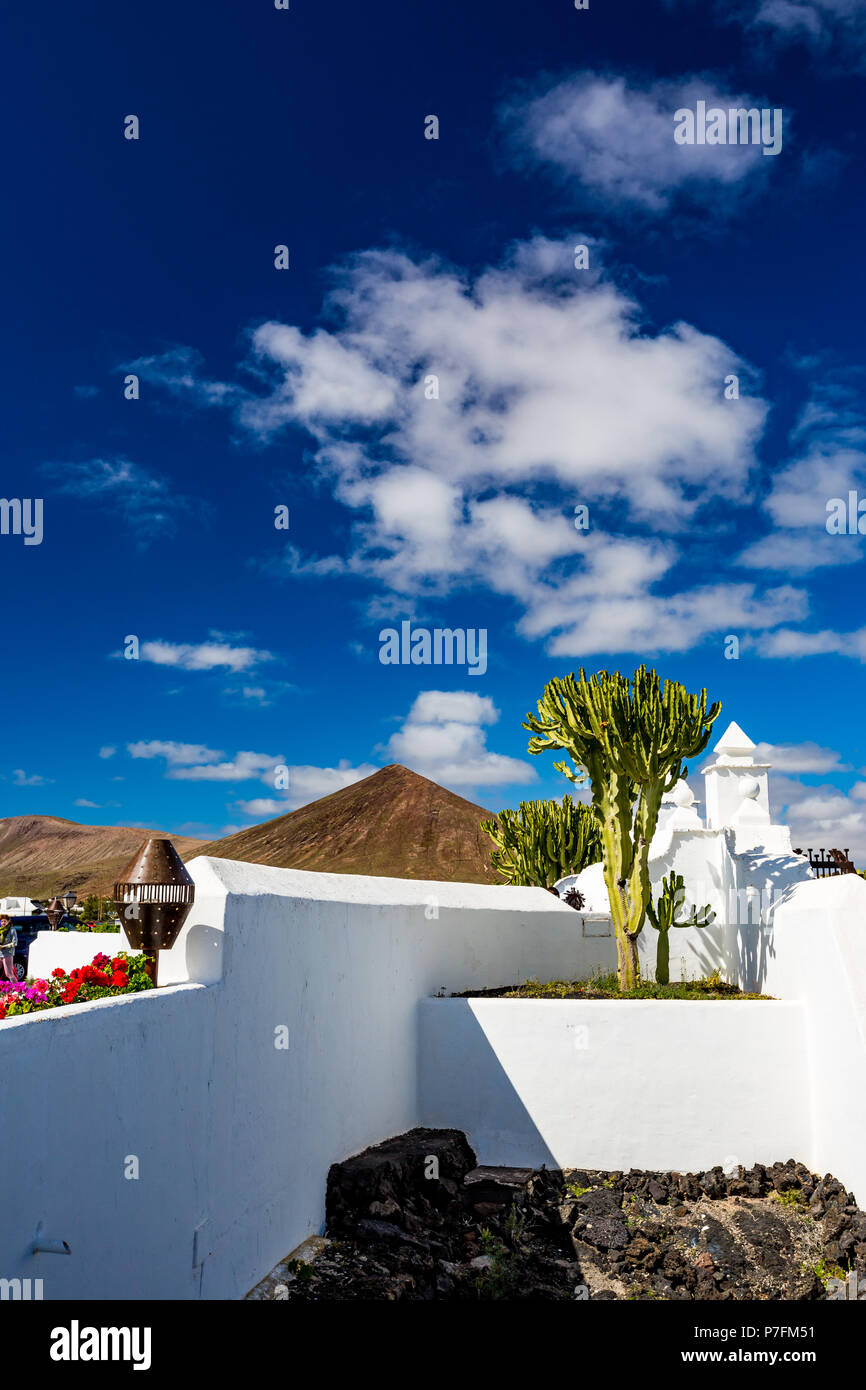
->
[481,796,602,889]
[646,872,716,985]
[524,666,721,989]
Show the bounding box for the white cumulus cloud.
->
[501,73,784,213]
[137,639,273,673]
[385,691,535,789]
[127,741,225,765]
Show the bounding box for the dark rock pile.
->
[276,1129,866,1301]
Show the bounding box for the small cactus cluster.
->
[481,796,602,889]
[524,665,721,989]
[646,872,716,985]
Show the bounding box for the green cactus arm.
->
[656,927,671,985]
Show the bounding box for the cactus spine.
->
[646,872,716,985]
[481,796,602,889]
[524,665,721,990]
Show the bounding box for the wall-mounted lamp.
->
[113,837,195,987]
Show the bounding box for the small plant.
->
[561,887,585,911]
[478,1226,496,1252]
[504,1202,526,1243]
[624,1194,644,1226]
[566,1182,592,1199]
[646,872,715,985]
[804,1256,846,1287]
[474,1224,523,1300]
[626,1281,660,1300]
[772,1188,808,1211]
[286,1258,314,1284]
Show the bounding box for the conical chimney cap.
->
[115,836,194,889]
[713,720,755,755]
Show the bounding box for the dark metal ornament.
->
[113,837,195,986]
[44,897,65,931]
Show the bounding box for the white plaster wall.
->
[419,998,810,1171]
[26,897,228,988]
[5,855,863,1301]
[0,985,212,1300]
[567,832,813,987]
[27,931,128,979]
[1,857,594,1301]
[763,874,866,1207]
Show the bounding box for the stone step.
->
[462,1165,536,1209]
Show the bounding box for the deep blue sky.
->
[3,0,866,855]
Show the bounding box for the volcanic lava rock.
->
[326,1127,476,1239]
[262,1131,866,1302]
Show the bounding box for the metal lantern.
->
[61,888,77,914]
[44,897,66,932]
[113,837,195,986]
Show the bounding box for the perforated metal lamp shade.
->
[45,897,65,931]
[113,837,195,985]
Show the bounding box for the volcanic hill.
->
[0,766,503,897]
[192,764,501,883]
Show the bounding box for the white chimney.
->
[701,721,791,852]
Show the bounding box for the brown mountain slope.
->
[192,764,502,883]
[0,816,207,900]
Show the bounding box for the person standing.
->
[0,915,18,982]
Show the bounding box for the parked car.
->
[8,914,76,982]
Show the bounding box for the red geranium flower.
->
[111,971,129,989]
[51,968,66,979]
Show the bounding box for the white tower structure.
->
[702,721,792,853]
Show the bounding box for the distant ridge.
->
[0,766,503,897]
[192,764,501,883]
[0,815,207,899]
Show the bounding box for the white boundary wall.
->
[3,857,864,1300]
[27,931,127,979]
[764,875,866,1207]
[1,857,597,1301]
[419,998,810,1171]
